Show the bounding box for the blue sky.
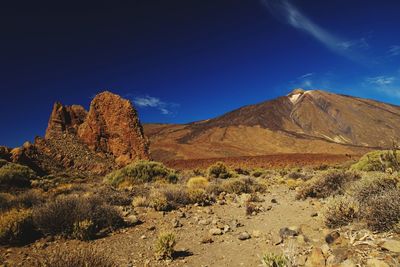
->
[1,0,400,147]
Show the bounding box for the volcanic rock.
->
[78,91,150,166]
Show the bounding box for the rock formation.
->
[78,92,150,166]
[6,91,150,175]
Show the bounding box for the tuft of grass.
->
[187,176,209,189]
[105,160,178,186]
[296,170,360,199]
[207,162,232,179]
[0,208,36,245]
[324,196,359,228]
[261,253,289,267]
[0,162,37,188]
[155,232,176,260]
[351,150,400,172]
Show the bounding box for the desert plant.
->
[324,196,359,228]
[155,232,176,260]
[351,150,400,172]
[361,188,400,232]
[222,177,266,194]
[94,186,132,206]
[187,188,212,206]
[0,208,36,245]
[261,253,289,267]
[36,246,116,267]
[132,196,148,207]
[149,191,170,211]
[296,170,360,199]
[105,160,178,186]
[207,162,232,179]
[32,195,123,239]
[0,162,37,188]
[72,219,96,241]
[187,176,209,189]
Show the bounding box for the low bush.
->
[155,232,176,260]
[0,162,37,188]
[105,160,178,186]
[324,196,359,228]
[221,177,266,194]
[187,188,212,206]
[149,191,170,211]
[36,247,116,267]
[207,162,232,179]
[32,195,124,239]
[261,253,288,267]
[0,208,36,245]
[351,150,400,172]
[94,186,132,206]
[132,196,148,208]
[296,170,360,199]
[362,188,400,232]
[187,176,209,189]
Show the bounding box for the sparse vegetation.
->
[32,195,124,239]
[221,177,266,194]
[261,253,289,267]
[324,196,359,228]
[105,160,178,186]
[36,247,116,267]
[0,208,35,245]
[187,176,209,189]
[207,162,232,179]
[296,170,360,199]
[0,161,37,188]
[351,150,400,172]
[155,232,176,260]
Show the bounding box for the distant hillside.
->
[144,89,400,161]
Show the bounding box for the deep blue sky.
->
[1,0,400,147]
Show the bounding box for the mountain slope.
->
[144,89,400,161]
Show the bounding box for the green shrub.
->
[207,162,232,179]
[351,150,400,172]
[324,196,359,228]
[296,170,360,199]
[32,195,123,239]
[0,208,36,245]
[0,162,37,188]
[36,247,116,267]
[155,232,176,260]
[105,160,178,186]
[261,253,288,267]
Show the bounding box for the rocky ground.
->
[1,184,399,267]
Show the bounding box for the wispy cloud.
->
[260,0,369,62]
[366,76,395,86]
[299,72,314,79]
[388,45,400,57]
[366,75,400,99]
[132,95,178,115]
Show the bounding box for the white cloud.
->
[133,95,177,115]
[366,76,395,86]
[388,45,400,57]
[260,0,368,62]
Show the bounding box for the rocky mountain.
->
[2,91,149,175]
[144,89,400,161]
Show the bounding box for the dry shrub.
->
[362,188,400,231]
[245,201,257,216]
[207,162,232,179]
[149,191,170,211]
[32,195,123,239]
[37,246,116,267]
[324,196,359,228]
[132,196,148,208]
[261,253,288,267]
[0,208,36,245]
[155,232,176,260]
[286,179,303,190]
[10,189,45,209]
[187,176,209,189]
[296,170,360,199]
[221,177,266,194]
[49,183,89,198]
[347,173,398,202]
[94,186,132,206]
[0,162,37,188]
[187,189,212,206]
[105,160,178,186]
